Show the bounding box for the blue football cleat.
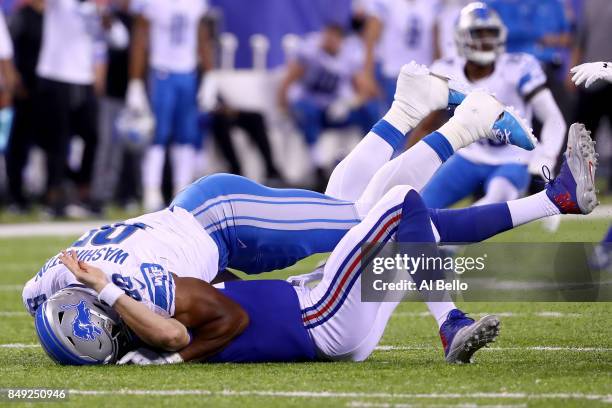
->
[440,309,500,364]
[491,106,537,150]
[448,89,466,107]
[545,123,599,214]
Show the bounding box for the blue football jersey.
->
[207,280,316,363]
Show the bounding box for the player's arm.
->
[59,251,190,351]
[362,14,382,76]
[171,277,249,362]
[129,15,148,80]
[198,16,214,72]
[277,60,305,111]
[126,14,150,113]
[406,109,448,148]
[527,87,566,174]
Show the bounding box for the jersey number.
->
[170,14,187,45]
[111,274,143,301]
[405,15,422,49]
[71,223,147,247]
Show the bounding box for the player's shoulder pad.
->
[502,53,546,95]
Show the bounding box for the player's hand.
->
[126,79,151,114]
[570,62,612,88]
[59,250,109,293]
[117,347,183,365]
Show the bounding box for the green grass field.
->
[0,219,610,407]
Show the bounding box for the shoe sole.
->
[445,315,500,364]
[566,123,598,214]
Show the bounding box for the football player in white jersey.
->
[127,0,212,212]
[278,24,376,189]
[362,0,442,107]
[28,60,596,365]
[0,10,15,151]
[31,70,599,365]
[420,2,566,209]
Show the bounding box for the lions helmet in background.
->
[115,108,155,152]
[455,2,507,66]
[35,286,131,365]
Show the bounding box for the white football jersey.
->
[366,0,441,77]
[133,0,208,73]
[22,207,219,317]
[37,0,105,85]
[0,11,13,60]
[431,53,547,165]
[289,32,365,107]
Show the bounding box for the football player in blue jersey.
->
[44,117,598,366]
[31,62,599,365]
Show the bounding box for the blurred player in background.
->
[362,0,441,107]
[0,9,16,201]
[278,24,376,191]
[5,0,44,213]
[128,0,213,212]
[35,0,110,217]
[420,2,566,212]
[568,0,612,193]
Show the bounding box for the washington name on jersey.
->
[22,207,219,317]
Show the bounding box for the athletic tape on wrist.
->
[98,283,124,307]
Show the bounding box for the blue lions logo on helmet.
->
[61,300,102,341]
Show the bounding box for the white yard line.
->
[391,312,583,318]
[0,205,609,238]
[0,343,39,348]
[0,284,24,291]
[65,389,611,402]
[0,221,115,238]
[374,345,611,352]
[2,343,609,353]
[0,311,28,316]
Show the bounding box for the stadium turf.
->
[0,219,610,407]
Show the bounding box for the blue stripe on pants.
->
[172,173,361,274]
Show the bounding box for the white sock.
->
[355,141,442,217]
[142,145,165,189]
[426,302,457,328]
[325,132,394,201]
[170,144,197,196]
[438,91,503,151]
[507,190,560,227]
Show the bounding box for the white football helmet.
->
[455,2,507,66]
[115,108,155,151]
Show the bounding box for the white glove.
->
[570,62,612,88]
[197,75,219,111]
[326,98,353,122]
[126,79,151,114]
[117,348,183,365]
[528,147,558,176]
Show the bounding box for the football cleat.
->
[491,106,537,150]
[545,123,599,214]
[440,309,500,364]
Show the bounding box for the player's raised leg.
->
[429,123,599,244]
[297,186,499,363]
[325,62,459,201]
[354,89,536,217]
